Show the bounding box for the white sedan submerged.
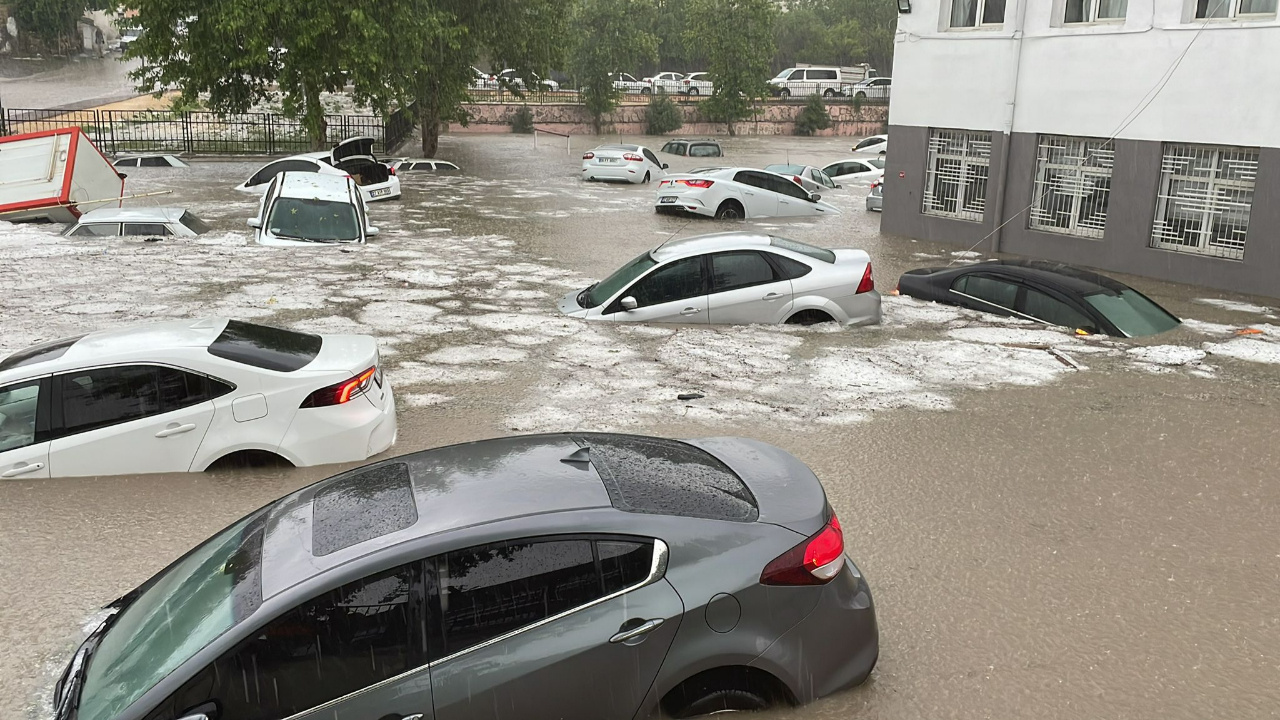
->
[0,318,397,479]
[655,167,840,219]
[581,144,668,184]
[559,232,880,326]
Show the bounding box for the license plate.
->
[370,187,392,198]
[599,158,619,164]
[659,196,678,204]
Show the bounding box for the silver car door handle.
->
[610,619,665,644]
[762,292,785,301]
[155,423,197,439]
[2,462,44,478]
[680,307,702,316]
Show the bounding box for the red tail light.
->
[676,179,714,188]
[856,263,875,294]
[793,175,804,186]
[301,366,377,408]
[761,512,845,586]
[387,166,396,176]
[870,180,880,189]
[623,153,644,162]
[683,79,691,84]
[583,152,595,160]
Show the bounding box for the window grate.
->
[1151,144,1258,260]
[1065,0,1128,22]
[923,129,992,222]
[1028,135,1114,239]
[1196,0,1277,19]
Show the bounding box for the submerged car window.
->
[689,143,720,157]
[78,512,267,720]
[770,236,836,263]
[247,159,318,187]
[768,253,813,280]
[150,560,416,720]
[433,539,602,659]
[267,197,361,242]
[628,257,705,308]
[1085,289,1181,337]
[59,366,162,436]
[711,251,779,292]
[766,175,809,200]
[0,380,41,453]
[122,223,171,236]
[115,158,140,167]
[179,212,212,234]
[955,274,1018,309]
[0,335,83,371]
[599,541,653,594]
[139,157,169,167]
[868,157,886,169]
[855,137,882,150]
[1021,288,1096,330]
[207,320,322,372]
[584,252,658,308]
[70,224,121,237]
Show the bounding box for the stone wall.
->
[451,101,888,137]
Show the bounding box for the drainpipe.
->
[990,0,1028,254]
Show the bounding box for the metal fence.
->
[2,106,416,156]
[464,87,890,106]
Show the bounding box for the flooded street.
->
[0,57,141,110]
[2,132,1279,719]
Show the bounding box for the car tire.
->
[779,88,791,98]
[641,87,652,95]
[670,688,770,718]
[823,88,836,98]
[688,88,699,96]
[856,91,867,100]
[714,201,744,220]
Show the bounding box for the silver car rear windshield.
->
[770,236,836,263]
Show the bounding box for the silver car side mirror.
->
[662,163,670,170]
[247,218,262,228]
[621,296,638,311]
[809,194,822,202]
[367,226,380,236]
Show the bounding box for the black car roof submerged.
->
[914,260,1131,296]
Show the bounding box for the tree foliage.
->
[794,93,831,136]
[645,90,683,135]
[685,0,776,135]
[774,0,898,75]
[511,105,534,134]
[571,0,659,133]
[12,0,113,43]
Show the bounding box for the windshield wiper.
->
[577,282,598,309]
[270,231,350,243]
[55,608,121,720]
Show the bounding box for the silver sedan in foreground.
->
[559,232,881,325]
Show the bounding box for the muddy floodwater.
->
[2,133,1279,719]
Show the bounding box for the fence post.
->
[103,110,114,155]
[266,114,275,155]
[182,112,193,154]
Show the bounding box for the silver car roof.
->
[651,232,773,263]
[73,207,191,224]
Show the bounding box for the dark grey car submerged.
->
[58,434,877,720]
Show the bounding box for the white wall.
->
[890,0,1280,148]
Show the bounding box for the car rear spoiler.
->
[686,437,829,537]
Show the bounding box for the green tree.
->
[774,0,898,75]
[12,0,113,44]
[644,90,683,135]
[685,0,776,135]
[794,93,831,135]
[570,0,659,134]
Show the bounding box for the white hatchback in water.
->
[655,168,840,220]
[581,144,668,183]
[559,232,880,326]
[249,172,379,247]
[0,318,397,479]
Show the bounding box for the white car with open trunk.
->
[0,318,397,479]
[236,137,401,204]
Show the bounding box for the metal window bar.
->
[923,129,992,222]
[1151,144,1258,260]
[1028,135,1114,239]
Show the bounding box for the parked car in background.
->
[897,260,1182,337]
[610,72,649,94]
[660,139,723,158]
[249,172,378,247]
[235,137,401,203]
[581,144,668,183]
[470,66,497,90]
[497,69,560,92]
[843,77,892,100]
[655,168,840,220]
[764,164,841,192]
[561,232,879,326]
[0,317,396,479]
[769,64,874,98]
[390,159,461,173]
[62,207,211,238]
[113,25,142,52]
[821,157,885,184]
[681,71,714,95]
[645,71,686,94]
[852,134,888,156]
[54,432,875,720]
[113,154,189,169]
[867,178,883,212]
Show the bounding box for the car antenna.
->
[561,447,591,465]
[655,220,692,250]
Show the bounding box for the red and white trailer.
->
[0,127,125,223]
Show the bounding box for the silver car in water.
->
[559,232,882,326]
[56,433,877,720]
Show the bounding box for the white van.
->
[769,64,875,98]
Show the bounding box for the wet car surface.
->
[3,133,1280,719]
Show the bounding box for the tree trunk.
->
[303,78,328,151]
[418,101,441,158]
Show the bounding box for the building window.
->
[1065,0,1128,22]
[949,0,1006,27]
[1196,0,1277,18]
[1028,135,1114,239]
[1151,144,1259,260]
[923,129,992,222]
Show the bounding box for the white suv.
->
[0,318,396,478]
[249,172,379,247]
[769,66,843,98]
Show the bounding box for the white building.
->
[883,0,1280,297]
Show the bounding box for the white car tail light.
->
[760,512,845,586]
[583,152,595,160]
[676,179,714,188]
[623,153,644,162]
[857,264,874,294]
[301,366,377,408]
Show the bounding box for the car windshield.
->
[78,512,266,720]
[772,69,792,80]
[1083,289,1181,337]
[868,158,886,169]
[765,164,805,175]
[267,197,361,242]
[582,252,657,308]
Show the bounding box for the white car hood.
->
[557,288,590,318]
